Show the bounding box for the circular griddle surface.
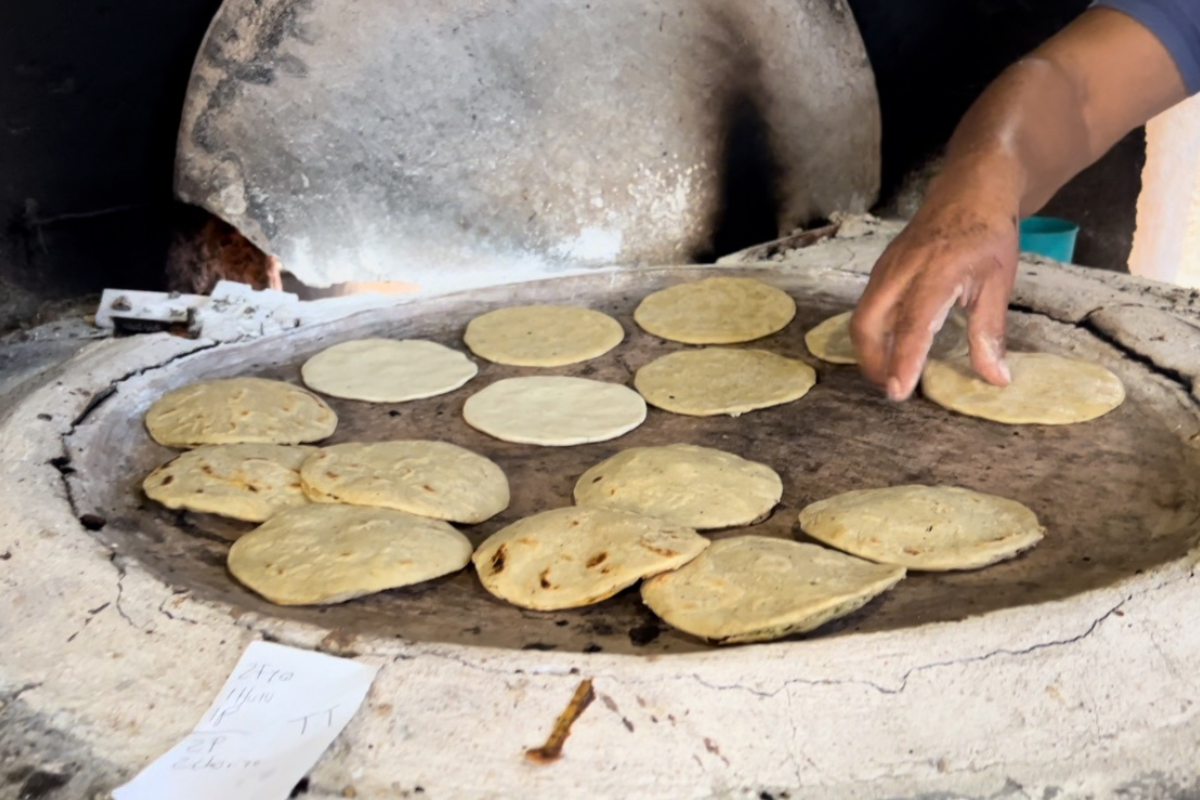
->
[68,268,1200,655]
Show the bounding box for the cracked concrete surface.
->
[5,223,1200,798]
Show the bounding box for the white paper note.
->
[113,640,379,800]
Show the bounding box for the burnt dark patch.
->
[490,544,506,574]
[161,474,175,486]
[586,552,608,568]
[78,514,106,531]
[48,456,74,475]
[628,623,662,646]
[17,769,70,798]
[521,642,557,651]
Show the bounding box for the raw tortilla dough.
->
[634,276,796,344]
[573,444,782,529]
[143,444,317,522]
[228,504,473,605]
[145,377,337,447]
[798,485,1045,571]
[463,304,624,366]
[472,506,709,611]
[301,338,477,402]
[634,347,817,416]
[463,376,647,445]
[805,310,968,365]
[641,536,906,644]
[300,440,509,524]
[921,352,1125,425]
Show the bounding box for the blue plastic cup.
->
[1019,216,1079,263]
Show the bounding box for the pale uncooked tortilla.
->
[634,347,817,416]
[573,444,782,529]
[921,352,1125,425]
[641,536,906,644]
[472,506,709,611]
[798,485,1045,571]
[301,338,477,402]
[634,276,796,344]
[463,304,625,366]
[463,376,647,445]
[300,440,509,524]
[228,504,473,605]
[145,377,337,447]
[143,444,317,522]
[805,310,969,365]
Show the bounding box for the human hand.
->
[849,200,1020,401]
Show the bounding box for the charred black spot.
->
[79,513,107,531]
[161,474,175,485]
[586,552,608,568]
[17,769,70,799]
[490,544,507,574]
[628,623,662,646]
[48,456,74,475]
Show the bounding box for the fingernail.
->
[887,377,904,401]
[998,358,1012,384]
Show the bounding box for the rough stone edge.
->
[2,228,1200,796]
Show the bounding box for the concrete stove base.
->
[4,222,1200,799]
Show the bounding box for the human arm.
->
[850,7,1190,401]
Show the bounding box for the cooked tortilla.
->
[798,485,1045,570]
[143,444,316,522]
[228,504,473,605]
[463,304,624,366]
[300,440,509,524]
[921,352,1125,425]
[633,276,795,344]
[472,506,709,610]
[145,377,337,447]
[641,536,906,644]
[634,348,816,416]
[573,444,782,529]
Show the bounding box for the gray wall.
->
[0,0,223,329]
